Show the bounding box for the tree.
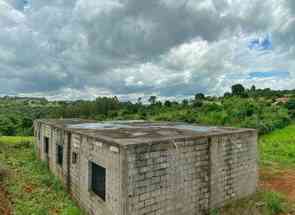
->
[164,100,172,107]
[286,100,295,118]
[224,92,231,98]
[137,97,142,105]
[231,84,245,96]
[148,96,157,105]
[195,93,205,101]
[182,99,189,107]
[0,115,16,136]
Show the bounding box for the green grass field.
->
[0,136,34,144]
[0,137,83,215]
[260,124,295,166]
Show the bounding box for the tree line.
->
[0,84,295,136]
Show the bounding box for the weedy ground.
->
[1,124,295,215]
[260,124,295,166]
[0,136,84,215]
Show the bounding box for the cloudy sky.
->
[0,0,295,101]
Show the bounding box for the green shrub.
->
[61,206,81,215]
[264,192,284,214]
[209,208,220,215]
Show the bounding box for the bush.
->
[264,192,284,214]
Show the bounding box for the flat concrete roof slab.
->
[36,119,256,146]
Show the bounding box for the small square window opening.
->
[90,162,106,201]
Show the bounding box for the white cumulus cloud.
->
[0,0,294,100]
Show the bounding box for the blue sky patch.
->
[14,0,30,11]
[249,70,289,79]
[248,34,272,51]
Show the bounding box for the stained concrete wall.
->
[35,123,126,215]
[36,124,68,185]
[34,122,258,215]
[69,134,125,215]
[210,131,258,208]
[126,138,210,215]
[125,130,258,215]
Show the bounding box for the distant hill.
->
[0,96,48,102]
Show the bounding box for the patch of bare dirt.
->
[0,165,12,215]
[260,168,295,202]
[23,184,34,193]
[0,184,11,215]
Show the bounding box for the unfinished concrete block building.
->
[34,119,258,215]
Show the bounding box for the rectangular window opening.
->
[72,152,78,164]
[90,162,106,201]
[44,137,49,154]
[38,129,41,141]
[57,145,63,166]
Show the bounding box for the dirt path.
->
[0,184,11,215]
[260,168,295,202]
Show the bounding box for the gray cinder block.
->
[34,119,258,215]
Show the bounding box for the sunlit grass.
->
[0,136,34,144]
[260,124,295,166]
[0,138,83,215]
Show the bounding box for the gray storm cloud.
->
[0,0,294,100]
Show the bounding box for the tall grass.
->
[0,137,84,215]
[260,124,295,166]
[210,191,287,215]
[264,192,285,214]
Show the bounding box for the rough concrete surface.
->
[34,119,258,215]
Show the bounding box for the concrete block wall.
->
[35,124,126,215]
[126,138,211,215]
[68,135,124,215]
[36,125,68,185]
[126,131,258,215]
[210,131,258,208]
[34,122,258,215]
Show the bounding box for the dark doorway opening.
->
[72,152,78,164]
[57,145,64,166]
[90,162,106,201]
[44,137,49,154]
[66,133,72,192]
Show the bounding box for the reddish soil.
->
[260,168,295,202]
[0,184,11,215]
[23,184,34,193]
